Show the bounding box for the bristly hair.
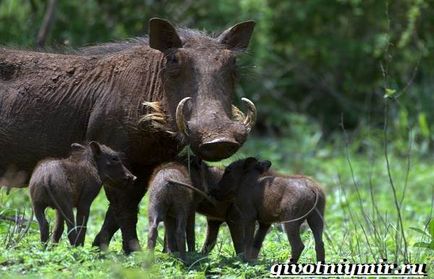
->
[1,23,243,57]
[75,27,226,56]
[76,37,149,55]
[138,101,176,135]
[232,105,246,123]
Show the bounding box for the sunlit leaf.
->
[384,88,397,99]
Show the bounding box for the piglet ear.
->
[70,143,85,151]
[243,157,258,170]
[89,141,101,156]
[257,160,271,172]
[218,21,256,50]
[149,18,182,52]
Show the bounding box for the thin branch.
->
[383,99,408,262]
[36,0,58,48]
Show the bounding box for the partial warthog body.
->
[196,183,246,255]
[147,157,216,260]
[29,142,136,246]
[197,158,269,255]
[216,158,326,262]
[0,18,256,253]
[151,163,247,256]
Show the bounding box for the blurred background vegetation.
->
[1,0,433,150]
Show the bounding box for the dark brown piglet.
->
[216,157,326,263]
[198,160,270,255]
[147,157,216,261]
[155,164,245,256]
[29,141,136,246]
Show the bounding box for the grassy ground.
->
[0,128,433,278]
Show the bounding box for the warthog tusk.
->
[175,97,192,137]
[241,97,257,132]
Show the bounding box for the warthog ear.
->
[70,143,85,151]
[149,18,182,52]
[89,141,102,156]
[218,21,256,50]
[243,157,258,171]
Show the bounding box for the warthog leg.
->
[92,206,118,251]
[93,173,149,254]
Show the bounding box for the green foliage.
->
[384,88,397,99]
[412,220,434,250]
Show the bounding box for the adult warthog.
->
[0,18,256,253]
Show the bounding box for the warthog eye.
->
[106,156,120,165]
[164,53,182,77]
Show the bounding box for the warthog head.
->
[71,142,137,186]
[213,157,271,201]
[149,18,257,161]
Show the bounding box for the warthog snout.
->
[126,173,137,183]
[199,138,240,161]
[124,168,137,184]
[175,97,257,161]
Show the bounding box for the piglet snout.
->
[125,173,137,184]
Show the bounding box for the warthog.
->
[148,159,249,257]
[0,18,256,253]
[153,161,255,256]
[215,158,326,262]
[197,158,270,255]
[29,142,136,246]
[151,159,260,256]
[147,157,217,260]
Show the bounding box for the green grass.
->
[0,132,433,278]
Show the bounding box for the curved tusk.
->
[241,97,257,131]
[175,97,192,137]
